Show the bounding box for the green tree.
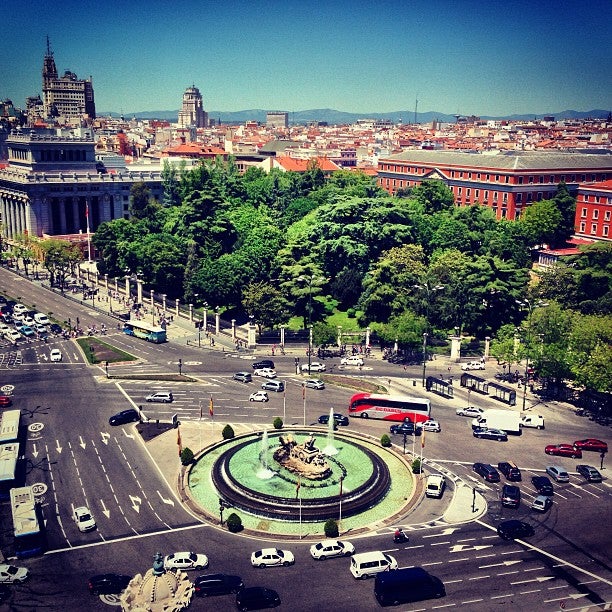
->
[242,281,291,331]
[519,198,562,246]
[161,160,184,208]
[41,239,81,290]
[550,182,576,247]
[408,179,455,215]
[129,182,161,220]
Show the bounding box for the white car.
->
[164,551,209,571]
[0,563,29,583]
[12,304,27,316]
[73,506,96,532]
[0,323,9,334]
[249,391,269,402]
[50,348,62,362]
[301,362,326,372]
[253,368,277,378]
[34,313,50,325]
[456,406,484,418]
[6,329,21,342]
[461,361,485,371]
[420,419,441,432]
[22,316,35,326]
[341,355,364,366]
[251,548,295,568]
[309,539,355,560]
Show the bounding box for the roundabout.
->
[184,426,422,537]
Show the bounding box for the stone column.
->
[366,326,371,348]
[189,303,194,322]
[59,198,67,234]
[150,289,154,314]
[231,319,236,339]
[203,307,208,332]
[72,198,80,232]
[104,274,109,290]
[136,279,143,305]
[215,309,220,335]
[280,325,285,347]
[484,336,491,361]
[162,294,167,313]
[338,326,343,347]
[175,298,180,317]
[248,319,256,348]
[125,276,130,300]
[450,333,462,362]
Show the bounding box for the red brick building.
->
[574,180,612,241]
[377,150,612,221]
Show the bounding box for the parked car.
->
[145,391,174,403]
[236,587,280,611]
[545,444,582,459]
[5,330,21,342]
[34,313,50,325]
[19,325,35,337]
[301,362,326,372]
[261,380,284,392]
[50,348,62,362]
[497,519,534,540]
[164,552,209,571]
[22,316,35,327]
[50,323,63,334]
[253,368,277,378]
[456,406,484,418]
[531,495,553,512]
[304,379,325,390]
[252,360,274,370]
[573,439,608,453]
[420,419,441,432]
[249,391,269,403]
[73,506,96,532]
[531,475,554,496]
[109,408,139,426]
[250,548,294,568]
[498,461,522,481]
[461,361,485,371]
[500,484,521,508]
[194,573,244,597]
[473,462,500,482]
[546,465,570,483]
[309,539,355,560]
[576,464,602,482]
[0,564,29,584]
[318,413,349,426]
[340,355,364,366]
[0,323,9,335]
[0,395,12,407]
[12,304,27,316]
[232,371,252,383]
[390,421,417,435]
[473,427,508,441]
[88,573,131,595]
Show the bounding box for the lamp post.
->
[413,282,444,326]
[298,274,321,373]
[421,332,428,387]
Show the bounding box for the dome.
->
[138,569,180,603]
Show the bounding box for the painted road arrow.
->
[479,560,522,569]
[79,436,86,450]
[450,544,493,553]
[101,432,110,445]
[511,576,555,585]
[157,491,175,506]
[122,429,134,439]
[55,440,63,453]
[100,499,110,519]
[423,528,458,538]
[129,495,142,513]
[32,443,39,458]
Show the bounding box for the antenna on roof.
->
[414,95,418,125]
[46,35,53,56]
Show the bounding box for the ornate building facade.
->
[0,130,162,240]
[177,86,207,129]
[42,38,96,120]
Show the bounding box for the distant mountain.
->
[99,108,610,125]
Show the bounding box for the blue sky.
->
[2,0,611,116]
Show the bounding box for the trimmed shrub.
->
[381,434,392,447]
[347,308,356,319]
[273,417,283,430]
[226,512,243,533]
[324,518,339,538]
[222,424,235,439]
[180,447,194,466]
[411,458,422,474]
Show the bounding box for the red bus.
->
[349,393,432,423]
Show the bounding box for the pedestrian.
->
[601,451,606,470]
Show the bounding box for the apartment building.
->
[575,180,612,241]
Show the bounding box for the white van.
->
[425,475,445,498]
[350,551,397,579]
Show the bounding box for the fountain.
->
[323,407,338,456]
[256,429,275,480]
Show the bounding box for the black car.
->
[497,520,535,540]
[576,464,603,482]
[531,475,554,496]
[252,360,275,370]
[194,573,244,597]
[50,323,63,334]
[473,463,500,482]
[473,427,508,441]
[88,573,131,595]
[236,587,281,611]
[500,484,521,508]
[318,413,349,426]
[109,409,140,426]
[498,461,522,481]
[390,421,419,436]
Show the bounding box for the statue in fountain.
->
[273,433,332,480]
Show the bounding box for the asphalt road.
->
[0,268,611,611]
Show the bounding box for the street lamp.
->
[413,283,444,325]
[421,332,428,387]
[298,274,322,373]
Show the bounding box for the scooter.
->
[393,530,409,543]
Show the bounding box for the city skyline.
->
[2,0,611,118]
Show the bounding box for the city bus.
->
[0,409,21,444]
[11,486,44,558]
[349,393,432,423]
[123,320,167,343]
[0,443,20,499]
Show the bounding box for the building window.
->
[591,224,597,234]
[550,175,555,183]
[518,177,523,184]
[475,189,480,199]
[605,211,611,221]
[581,207,587,217]
[537,192,543,201]
[458,187,462,194]
[580,222,586,232]
[503,193,508,203]
[477,173,481,179]
[484,190,489,199]
[593,210,599,219]
[466,188,471,197]
[516,193,522,203]
[603,225,609,237]
[529,176,534,184]
[495,174,500,182]
[526,193,532,202]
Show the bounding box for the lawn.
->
[76,337,137,364]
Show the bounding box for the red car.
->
[545,444,582,459]
[573,439,608,453]
[0,395,12,407]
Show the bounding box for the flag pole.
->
[85,201,91,263]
